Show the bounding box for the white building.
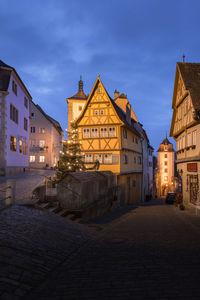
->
[29,101,63,169]
[0,60,31,175]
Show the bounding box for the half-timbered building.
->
[68,76,143,204]
[170,62,200,206]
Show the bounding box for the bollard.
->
[6,180,16,206]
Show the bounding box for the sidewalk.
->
[0,169,55,205]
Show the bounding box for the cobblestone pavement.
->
[0,169,55,205]
[1,201,200,299]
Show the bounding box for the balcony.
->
[30,146,48,152]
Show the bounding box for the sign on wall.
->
[187,163,197,172]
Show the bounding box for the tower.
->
[66,77,88,132]
[156,137,175,197]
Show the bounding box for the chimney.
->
[114,89,119,99]
[126,102,131,125]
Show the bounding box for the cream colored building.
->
[170,62,200,206]
[29,101,63,169]
[156,137,175,197]
[67,76,151,204]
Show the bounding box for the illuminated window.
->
[91,128,98,138]
[104,154,112,164]
[85,154,93,162]
[39,128,45,134]
[10,136,16,151]
[30,156,35,162]
[83,128,90,138]
[23,142,27,155]
[39,140,45,147]
[164,176,168,182]
[100,127,108,137]
[109,127,116,137]
[19,140,22,153]
[94,154,102,163]
[39,156,45,162]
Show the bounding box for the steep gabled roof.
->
[75,76,141,137]
[33,102,63,134]
[0,59,32,98]
[177,62,200,110]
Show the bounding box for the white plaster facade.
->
[0,61,30,175]
[29,101,63,169]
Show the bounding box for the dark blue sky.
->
[1,0,200,153]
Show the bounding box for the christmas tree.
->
[56,122,99,181]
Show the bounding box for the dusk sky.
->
[1,0,200,153]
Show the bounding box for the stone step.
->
[39,202,51,209]
[57,209,69,217]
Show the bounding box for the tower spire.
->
[182,54,185,63]
[78,75,83,91]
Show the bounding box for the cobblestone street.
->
[1,200,200,299]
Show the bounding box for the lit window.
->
[39,156,45,162]
[94,154,102,163]
[100,127,108,137]
[164,176,168,182]
[30,156,35,162]
[104,154,112,164]
[83,128,90,138]
[39,140,45,147]
[39,128,45,134]
[10,136,16,151]
[85,154,93,162]
[19,140,22,153]
[108,127,116,137]
[23,142,27,155]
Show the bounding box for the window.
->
[39,128,45,134]
[104,154,112,164]
[19,140,22,153]
[100,127,108,137]
[30,156,35,162]
[137,156,142,164]
[100,109,104,115]
[31,127,35,133]
[134,157,136,164]
[83,128,90,138]
[97,86,101,94]
[123,128,127,139]
[23,142,27,155]
[31,112,35,118]
[10,104,18,124]
[12,80,17,95]
[124,154,128,164]
[164,154,167,158]
[94,154,102,163]
[164,146,168,151]
[164,161,168,166]
[39,140,45,147]
[24,118,28,131]
[164,176,168,182]
[94,110,99,116]
[164,168,168,173]
[10,136,16,151]
[39,156,45,162]
[91,128,99,138]
[30,140,36,147]
[132,137,135,143]
[79,106,82,111]
[182,136,185,149]
[185,99,188,114]
[85,154,93,162]
[135,137,138,144]
[187,133,192,147]
[192,131,197,145]
[24,97,28,108]
[109,127,116,137]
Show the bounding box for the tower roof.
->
[68,76,88,100]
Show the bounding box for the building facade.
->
[29,101,63,169]
[170,62,200,206]
[67,76,153,204]
[156,137,175,197]
[0,60,31,175]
